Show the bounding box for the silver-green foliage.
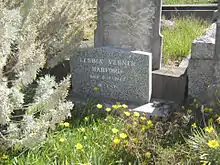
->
[0,0,95,150]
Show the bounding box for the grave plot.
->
[2,1,220,165]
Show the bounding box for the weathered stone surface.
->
[133,99,179,117]
[70,47,152,105]
[188,21,220,106]
[191,23,216,60]
[152,66,187,103]
[188,60,220,105]
[95,0,162,70]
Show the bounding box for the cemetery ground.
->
[163,0,216,4]
[0,11,217,165]
[1,97,220,164]
[0,1,219,164]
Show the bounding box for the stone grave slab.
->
[95,0,162,70]
[70,47,152,105]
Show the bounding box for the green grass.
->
[163,0,216,4]
[1,100,220,165]
[162,16,210,64]
[7,117,133,165]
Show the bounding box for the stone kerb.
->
[95,0,162,70]
[70,47,152,105]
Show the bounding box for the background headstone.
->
[70,47,152,105]
[188,22,220,105]
[95,0,162,70]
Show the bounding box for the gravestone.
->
[95,0,162,70]
[188,1,220,106]
[70,47,152,105]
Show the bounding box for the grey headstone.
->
[188,22,220,105]
[191,23,216,60]
[188,60,220,105]
[95,0,162,70]
[70,47,152,105]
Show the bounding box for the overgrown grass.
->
[1,99,220,164]
[162,16,210,64]
[163,0,216,4]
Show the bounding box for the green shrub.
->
[0,0,95,150]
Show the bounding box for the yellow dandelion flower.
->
[81,128,86,132]
[96,104,103,109]
[141,116,147,121]
[122,104,128,109]
[141,125,146,132]
[204,107,209,112]
[119,133,127,139]
[147,120,153,127]
[116,102,121,105]
[84,116,89,121]
[133,112,140,117]
[63,122,70,127]
[133,121,137,125]
[181,106,185,110]
[112,128,119,134]
[124,111,131,117]
[209,108,213,113]
[59,122,64,126]
[191,122,197,128]
[145,151,151,158]
[59,138,65,142]
[112,104,118,109]
[117,105,122,108]
[187,109,192,114]
[78,127,86,132]
[133,138,138,143]
[75,143,83,150]
[0,154,8,159]
[105,107,111,112]
[207,140,219,148]
[93,87,99,92]
[204,126,214,133]
[113,137,120,144]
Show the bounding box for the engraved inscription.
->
[80,57,135,89]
